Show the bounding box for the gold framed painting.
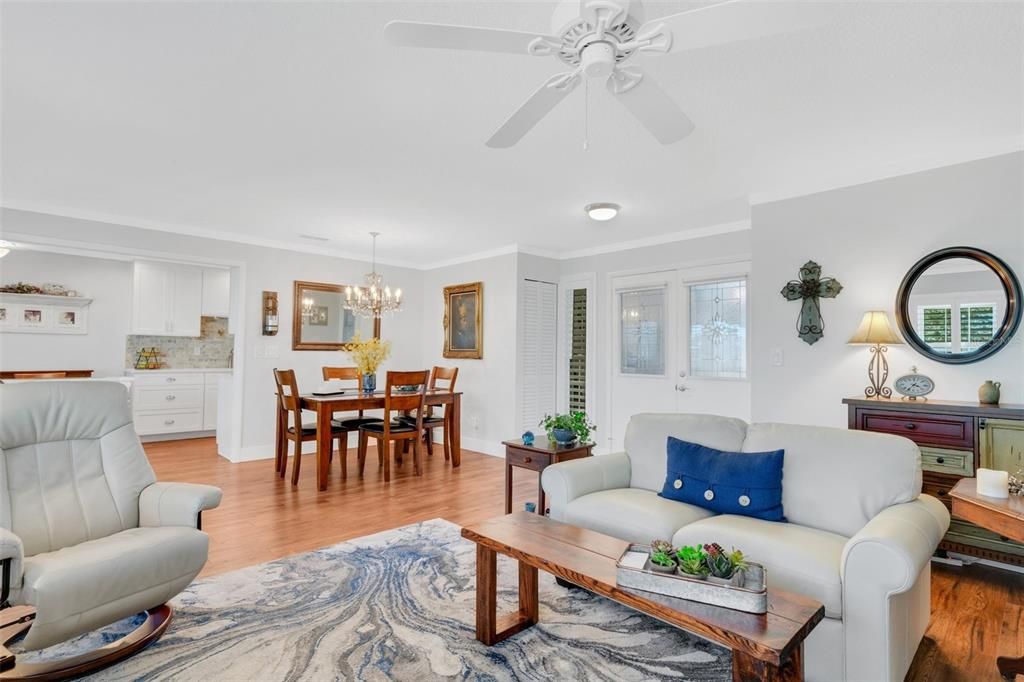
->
[443,282,483,359]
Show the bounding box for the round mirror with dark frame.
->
[895,247,1022,365]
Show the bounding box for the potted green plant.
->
[703,543,750,586]
[675,545,708,580]
[539,412,595,445]
[648,549,677,573]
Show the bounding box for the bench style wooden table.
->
[950,478,1024,680]
[461,513,824,682]
[298,389,461,491]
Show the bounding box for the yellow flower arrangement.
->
[347,334,391,376]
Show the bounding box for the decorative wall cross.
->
[780,261,843,345]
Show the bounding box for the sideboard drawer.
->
[920,446,974,478]
[923,472,958,511]
[134,410,203,435]
[134,387,203,411]
[506,448,551,471]
[858,410,974,449]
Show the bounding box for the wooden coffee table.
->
[461,512,824,682]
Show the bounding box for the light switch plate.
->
[770,348,784,367]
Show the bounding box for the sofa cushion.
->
[672,515,847,618]
[744,423,921,538]
[563,488,715,546]
[660,437,785,521]
[624,413,748,493]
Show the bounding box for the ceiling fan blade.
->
[384,21,559,56]
[638,0,830,53]
[486,72,581,148]
[607,67,694,145]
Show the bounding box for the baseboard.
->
[141,430,214,443]
[458,436,503,457]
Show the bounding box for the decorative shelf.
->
[0,293,92,334]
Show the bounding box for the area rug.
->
[32,519,730,681]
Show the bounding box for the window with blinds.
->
[519,279,558,432]
[568,288,587,412]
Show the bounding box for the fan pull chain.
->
[583,78,590,151]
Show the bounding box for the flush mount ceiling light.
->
[585,203,620,221]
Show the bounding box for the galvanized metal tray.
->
[615,544,768,614]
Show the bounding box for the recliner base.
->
[0,604,171,681]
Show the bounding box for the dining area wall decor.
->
[443,281,483,359]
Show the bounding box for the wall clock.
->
[893,366,935,401]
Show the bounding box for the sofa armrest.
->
[139,482,223,529]
[840,494,950,681]
[541,452,631,521]
[0,527,23,606]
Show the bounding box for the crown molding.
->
[0,201,421,270]
[553,220,752,260]
[749,139,1024,206]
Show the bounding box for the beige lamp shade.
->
[848,311,903,345]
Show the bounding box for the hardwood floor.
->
[146,437,1023,682]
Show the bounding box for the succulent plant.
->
[650,539,674,556]
[650,550,676,568]
[727,548,749,573]
[703,543,736,579]
[675,545,708,576]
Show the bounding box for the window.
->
[689,279,747,379]
[917,305,953,353]
[568,288,587,412]
[960,303,995,352]
[620,288,665,375]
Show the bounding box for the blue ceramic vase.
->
[552,428,576,445]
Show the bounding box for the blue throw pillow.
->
[659,437,786,522]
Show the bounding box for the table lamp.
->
[848,310,903,399]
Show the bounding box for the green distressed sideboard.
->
[844,397,1024,566]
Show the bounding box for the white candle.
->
[977,468,1010,498]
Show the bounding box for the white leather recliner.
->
[0,381,221,675]
[542,413,951,682]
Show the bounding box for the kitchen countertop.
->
[125,368,233,374]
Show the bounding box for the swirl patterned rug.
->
[39,519,730,681]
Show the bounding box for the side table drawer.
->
[923,473,958,511]
[858,410,973,449]
[507,448,551,471]
[920,446,974,477]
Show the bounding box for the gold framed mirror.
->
[292,280,377,351]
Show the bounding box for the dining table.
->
[297,388,462,491]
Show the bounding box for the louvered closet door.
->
[520,279,558,433]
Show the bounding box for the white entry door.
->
[609,262,750,452]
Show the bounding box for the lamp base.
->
[863,343,892,399]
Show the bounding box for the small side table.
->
[950,478,1024,680]
[502,437,594,515]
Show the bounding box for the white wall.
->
[1,208,424,459]
[0,249,132,377]
[750,152,1024,427]
[420,253,517,456]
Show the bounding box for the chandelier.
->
[344,232,402,319]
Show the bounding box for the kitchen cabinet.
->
[131,261,203,337]
[130,369,231,436]
[201,268,231,318]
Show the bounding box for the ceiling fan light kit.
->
[585,202,620,221]
[384,0,828,147]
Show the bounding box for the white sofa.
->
[541,413,950,682]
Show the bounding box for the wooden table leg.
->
[505,462,513,514]
[732,645,802,682]
[473,544,537,646]
[450,393,461,467]
[315,404,332,491]
[998,655,1024,680]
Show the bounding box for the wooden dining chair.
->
[273,369,347,485]
[322,366,383,468]
[357,370,429,483]
[403,366,458,461]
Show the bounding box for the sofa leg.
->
[0,605,171,680]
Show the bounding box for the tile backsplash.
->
[126,317,234,369]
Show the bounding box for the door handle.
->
[675,385,688,392]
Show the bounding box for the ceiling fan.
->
[384,0,828,148]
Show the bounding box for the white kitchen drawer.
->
[204,372,231,386]
[134,410,203,435]
[132,372,204,388]
[134,387,203,411]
